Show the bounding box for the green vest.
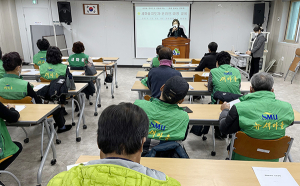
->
[152,55,160,68]
[0,74,28,100]
[40,62,67,80]
[48,164,180,186]
[211,64,241,103]
[0,60,5,79]
[33,51,47,66]
[0,118,19,159]
[234,91,294,161]
[134,98,189,141]
[68,53,89,67]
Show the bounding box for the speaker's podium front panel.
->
[162,37,190,58]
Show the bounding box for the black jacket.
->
[195,53,217,71]
[167,27,187,38]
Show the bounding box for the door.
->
[23,7,50,62]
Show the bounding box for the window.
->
[285,1,300,43]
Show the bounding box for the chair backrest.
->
[204,68,210,72]
[193,74,208,82]
[295,48,300,56]
[0,96,33,104]
[172,58,176,64]
[34,64,39,70]
[40,77,52,82]
[229,131,293,161]
[144,95,151,101]
[191,59,200,64]
[93,58,104,62]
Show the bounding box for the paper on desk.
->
[252,167,299,186]
[67,162,88,171]
[72,71,84,75]
[33,84,48,90]
[15,105,26,112]
[22,69,35,72]
[62,56,68,60]
[202,73,210,77]
[229,99,240,108]
[238,54,250,57]
[23,70,39,75]
[189,85,194,90]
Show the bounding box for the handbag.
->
[85,61,97,75]
[104,65,113,83]
[66,71,76,90]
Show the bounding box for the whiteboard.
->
[43,35,69,56]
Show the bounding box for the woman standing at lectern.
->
[167,19,187,38]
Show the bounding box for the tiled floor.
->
[1,67,300,185]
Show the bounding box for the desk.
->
[30,82,88,141]
[131,81,251,99]
[69,70,104,116]
[6,104,59,185]
[22,70,104,116]
[146,58,201,63]
[142,63,198,70]
[227,51,251,79]
[136,71,205,81]
[75,155,300,186]
[61,62,118,98]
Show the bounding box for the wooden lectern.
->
[162,37,190,58]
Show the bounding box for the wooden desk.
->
[131,81,251,99]
[142,63,198,70]
[136,71,205,81]
[146,58,201,63]
[75,155,300,186]
[30,82,87,93]
[6,104,59,185]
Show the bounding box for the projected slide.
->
[135,3,190,58]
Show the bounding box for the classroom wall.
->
[0,0,23,57]
[14,0,272,66]
[267,0,300,79]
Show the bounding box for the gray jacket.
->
[251,33,265,58]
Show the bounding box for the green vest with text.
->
[33,51,47,66]
[0,118,19,159]
[0,74,28,100]
[68,53,89,67]
[0,60,5,79]
[152,55,160,68]
[234,91,294,162]
[211,64,241,104]
[134,98,189,141]
[40,62,67,80]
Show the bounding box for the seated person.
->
[0,103,22,176]
[48,103,180,185]
[219,72,294,162]
[208,51,241,104]
[151,45,164,68]
[191,51,241,139]
[40,46,68,81]
[33,38,50,67]
[135,76,189,155]
[0,47,5,78]
[147,47,182,98]
[195,42,218,71]
[68,41,93,69]
[0,52,71,133]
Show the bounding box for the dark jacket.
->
[195,53,217,71]
[147,65,182,98]
[167,27,187,38]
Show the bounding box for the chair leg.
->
[284,70,289,81]
[40,122,44,160]
[0,171,21,186]
[211,126,216,156]
[21,127,29,143]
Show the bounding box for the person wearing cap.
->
[134,76,190,155]
[219,72,294,162]
[146,47,182,98]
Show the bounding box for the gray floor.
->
[1,67,300,185]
